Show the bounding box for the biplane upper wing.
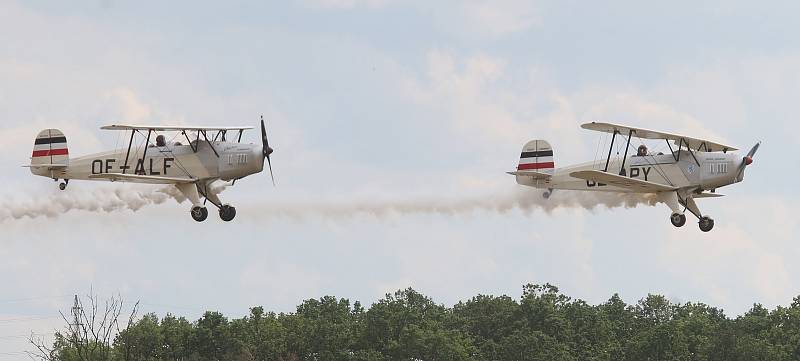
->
[581,122,738,152]
[89,173,196,184]
[100,125,254,131]
[570,170,678,193]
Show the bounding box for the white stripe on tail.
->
[518,140,554,173]
[31,129,69,167]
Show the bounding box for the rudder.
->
[32,129,69,166]
[518,140,554,173]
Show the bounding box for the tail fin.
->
[31,129,69,167]
[517,140,554,173]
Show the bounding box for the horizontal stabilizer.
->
[23,163,67,168]
[507,170,552,179]
[89,173,196,184]
[570,170,677,193]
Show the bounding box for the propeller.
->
[736,141,760,181]
[260,115,275,186]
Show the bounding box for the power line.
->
[0,295,72,304]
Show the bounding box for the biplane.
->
[27,118,275,222]
[509,122,760,232]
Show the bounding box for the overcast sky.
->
[1,0,799,356]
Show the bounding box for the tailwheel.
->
[542,188,553,200]
[191,206,208,222]
[670,213,686,227]
[219,205,237,222]
[59,180,69,191]
[698,216,715,232]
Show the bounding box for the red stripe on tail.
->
[32,148,69,157]
[517,162,554,170]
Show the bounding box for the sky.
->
[1,0,800,356]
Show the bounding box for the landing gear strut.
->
[219,205,237,222]
[698,216,715,232]
[670,213,686,227]
[191,206,208,222]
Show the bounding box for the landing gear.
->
[670,213,686,227]
[58,179,69,191]
[191,206,208,222]
[219,205,237,222]
[698,216,715,232]
[542,188,554,199]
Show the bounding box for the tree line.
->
[31,284,800,361]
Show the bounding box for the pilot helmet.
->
[637,144,648,156]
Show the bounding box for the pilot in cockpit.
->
[637,144,648,156]
[156,135,167,147]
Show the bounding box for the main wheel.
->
[59,182,67,191]
[670,213,686,227]
[698,216,714,232]
[219,205,237,222]
[191,206,208,222]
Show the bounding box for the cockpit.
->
[150,135,182,147]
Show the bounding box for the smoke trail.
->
[239,188,660,221]
[0,182,232,222]
[0,182,659,222]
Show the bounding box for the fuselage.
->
[31,140,264,183]
[517,150,745,193]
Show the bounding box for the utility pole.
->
[69,295,83,347]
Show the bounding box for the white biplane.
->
[509,122,760,232]
[27,118,275,222]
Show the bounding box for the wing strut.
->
[603,131,618,172]
[122,130,136,174]
[617,129,634,176]
[602,129,634,174]
[136,129,153,175]
[200,130,219,157]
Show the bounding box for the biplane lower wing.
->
[694,192,725,199]
[570,170,678,193]
[506,170,552,179]
[89,173,196,184]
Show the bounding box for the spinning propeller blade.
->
[736,141,760,181]
[261,115,275,186]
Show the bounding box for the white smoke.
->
[240,188,660,221]
[0,183,659,222]
[0,181,232,222]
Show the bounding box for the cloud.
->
[655,194,799,309]
[460,0,540,36]
[299,0,540,37]
[300,0,393,9]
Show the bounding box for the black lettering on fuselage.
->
[91,160,103,174]
[149,159,160,175]
[105,159,115,173]
[92,157,174,175]
[629,166,652,181]
[135,159,146,175]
